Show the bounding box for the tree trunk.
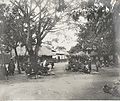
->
[27,39,41,71]
[14,48,21,74]
[33,37,42,61]
[35,44,40,56]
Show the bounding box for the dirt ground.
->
[0,62,120,100]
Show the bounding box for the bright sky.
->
[0,0,9,4]
[43,29,78,51]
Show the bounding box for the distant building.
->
[37,46,55,61]
[37,46,55,57]
[53,48,69,62]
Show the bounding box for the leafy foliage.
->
[70,1,115,55]
[1,0,66,56]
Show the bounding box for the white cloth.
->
[43,60,47,67]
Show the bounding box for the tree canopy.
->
[69,1,116,56]
[1,0,68,55]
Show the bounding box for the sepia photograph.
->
[0,0,120,100]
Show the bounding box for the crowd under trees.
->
[0,0,120,74]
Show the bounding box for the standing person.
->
[83,61,90,74]
[96,60,100,72]
[58,56,60,62]
[5,65,9,80]
[88,58,92,73]
[8,58,15,76]
[43,60,47,67]
[43,60,49,75]
[51,61,54,69]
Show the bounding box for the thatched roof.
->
[56,50,69,55]
[11,46,56,57]
[38,46,56,56]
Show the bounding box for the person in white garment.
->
[43,60,47,67]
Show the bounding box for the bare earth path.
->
[0,62,120,100]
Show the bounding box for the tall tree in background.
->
[69,1,115,57]
[0,3,9,50]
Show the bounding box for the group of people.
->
[39,60,55,75]
[67,56,101,73]
[25,59,55,78]
[86,58,101,73]
[3,58,55,79]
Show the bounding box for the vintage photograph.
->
[0,0,120,100]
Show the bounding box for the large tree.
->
[69,1,116,57]
[2,0,67,70]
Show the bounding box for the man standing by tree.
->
[8,58,15,76]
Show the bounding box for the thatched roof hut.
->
[37,46,56,57]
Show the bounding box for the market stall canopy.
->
[38,46,56,56]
